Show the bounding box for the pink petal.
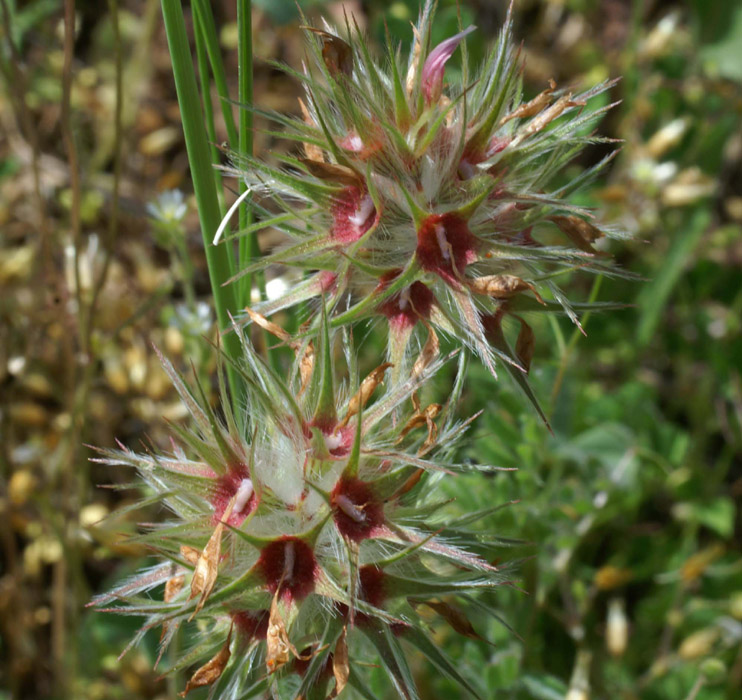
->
[422,26,476,103]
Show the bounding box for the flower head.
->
[91,322,511,698]
[219,1,627,420]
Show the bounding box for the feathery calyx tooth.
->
[188,494,237,619]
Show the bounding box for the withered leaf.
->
[406,24,423,94]
[514,317,535,374]
[299,158,360,186]
[410,326,440,413]
[395,468,424,498]
[266,590,293,674]
[188,497,236,620]
[298,97,324,162]
[179,627,232,697]
[165,573,185,604]
[412,326,440,382]
[245,308,314,396]
[266,590,288,672]
[245,306,292,343]
[331,627,350,698]
[468,274,544,304]
[245,306,314,396]
[304,27,353,77]
[340,362,393,427]
[521,93,584,139]
[500,79,556,126]
[550,215,607,255]
[160,571,186,644]
[180,545,200,566]
[298,339,315,398]
[414,599,490,644]
[396,403,442,447]
[421,403,443,451]
[396,413,427,442]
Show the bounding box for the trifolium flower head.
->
[218,0,628,422]
[91,319,515,699]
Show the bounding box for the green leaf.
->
[691,498,736,538]
[637,208,710,346]
[520,673,568,700]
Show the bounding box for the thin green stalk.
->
[236,0,279,371]
[237,0,256,306]
[190,0,239,148]
[236,0,266,306]
[193,17,226,216]
[161,0,243,405]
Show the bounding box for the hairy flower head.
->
[219,1,628,421]
[91,323,512,698]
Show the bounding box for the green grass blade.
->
[193,16,225,216]
[636,207,710,346]
[237,0,261,307]
[190,0,239,147]
[160,0,243,404]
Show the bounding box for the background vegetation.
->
[1,0,740,698]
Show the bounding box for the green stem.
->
[236,0,278,371]
[190,0,239,148]
[193,15,226,216]
[160,0,243,405]
[237,0,258,308]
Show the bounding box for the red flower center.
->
[331,186,376,244]
[257,536,317,602]
[377,272,435,332]
[416,213,478,285]
[331,477,384,542]
[358,564,387,608]
[211,464,257,527]
[231,609,269,641]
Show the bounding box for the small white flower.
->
[146,189,187,223]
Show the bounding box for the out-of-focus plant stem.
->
[0,9,50,694]
[56,1,81,693]
[54,1,124,694]
[549,274,604,412]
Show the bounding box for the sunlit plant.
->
[92,323,512,698]
[218,0,625,420]
[95,0,623,697]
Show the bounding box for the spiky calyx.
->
[91,324,512,699]
[220,1,627,419]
